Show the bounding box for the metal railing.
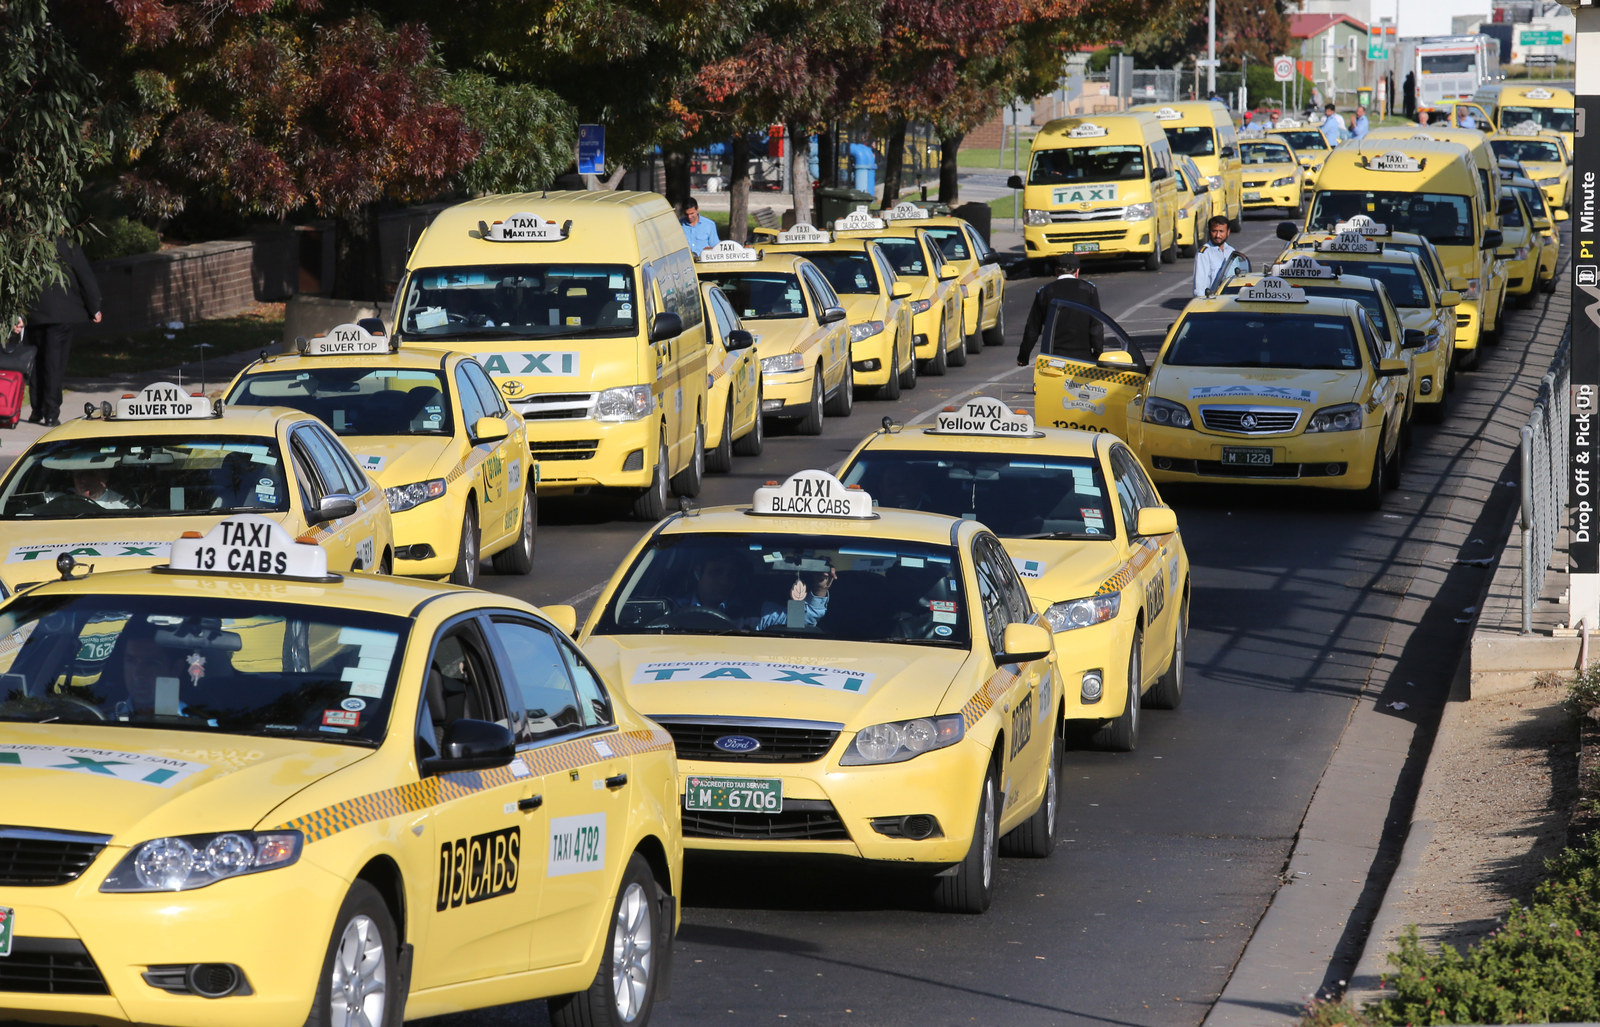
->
[1520,325,1572,634]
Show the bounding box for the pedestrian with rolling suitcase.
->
[13,236,102,427]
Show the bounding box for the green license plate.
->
[1222,447,1274,466]
[0,906,12,958]
[1072,242,1100,253]
[684,776,782,813]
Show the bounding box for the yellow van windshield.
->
[399,263,638,339]
[1164,126,1215,157]
[1308,191,1475,246]
[1028,145,1145,184]
[1500,106,1575,133]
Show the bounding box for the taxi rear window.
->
[398,263,637,339]
[1308,191,1475,246]
[794,251,880,295]
[1241,142,1293,164]
[699,272,808,319]
[1164,126,1216,157]
[841,452,1114,541]
[0,595,408,745]
[1275,131,1329,151]
[1027,145,1145,185]
[592,532,970,647]
[1490,138,1563,163]
[1166,312,1362,371]
[0,437,289,519]
[228,368,452,437]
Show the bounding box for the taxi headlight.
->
[1142,397,1193,429]
[102,831,302,892]
[1304,402,1364,433]
[1514,245,1530,261]
[1538,176,1561,186]
[849,320,886,343]
[1043,593,1121,632]
[385,478,447,513]
[1272,175,1296,187]
[760,353,805,374]
[593,384,655,422]
[1207,175,1222,190]
[840,715,965,765]
[909,298,933,315]
[1024,208,1050,226]
[1125,202,1154,221]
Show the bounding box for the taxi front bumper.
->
[1142,422,1382,490]
[1049,618,1140,724]
[522,417,659,494]
[1504,253,1539,297]
[1241,182,1299,210]
[910,306,951,358]
[1454,298,1483,351]
[761,366,819,418]
[849,328,896,387]
[391,495,465,578]
[1022,220,1155,261]
[1412,342,1451,407]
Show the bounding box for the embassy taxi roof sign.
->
[929,397,1038,437]
[115,382,213,420]
[751,470,874,519]
[167,515,332,580]
[303,323,392,356]
[1237,276,1308,303]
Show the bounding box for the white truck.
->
[1395,35,1503,106]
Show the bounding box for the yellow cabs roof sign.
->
[1334,215,1389,235]
[1067,122,1108,138]
[1270,256,1338,279]
[302,323,393,357]
[1237,276,1308,303]
[696,240,763,263]
[480,212,568,242]
[929,396,1039,437]
[167,514,332,580]
[751,469,874,519]
[1315,231,1382,254]
[116,382,214,420]
[834,207,886,232]
[776,223,833,244]
[882,202,930,222]
[1362,151,1426,172]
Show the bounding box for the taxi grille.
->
[1244,179,1269,188]
[1457,313,1472,328]
[1044,230,1128,244]
[516,393,594,421]
[683,799,850,841]
[1046,208,1127,222]
[658,720,840,763]
[0,939,109,995]
[1199,407,1301,434]
[526,440,598,461]
[0,827,109,886]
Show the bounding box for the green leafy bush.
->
[1566,662,1600,719]
[84,218,160,261]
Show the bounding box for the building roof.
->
[1288,12,1370,38]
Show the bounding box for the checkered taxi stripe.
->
[1039,359,1146,388]
[274,728,673,843]
[1094,539,1158,596]
[959,667,1019,730]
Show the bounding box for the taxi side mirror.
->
[1377,358,1408,378]
[310,493,357,524]
[1439,290,1462,306]
[726,328,755,351]
[1498,197,1518,217]
[423,719,516,776]
[995,622,1053,665]
[649,311,683,342]
[1007,174,1024,190]
[937,265,959,281]
[543,604,579,637]
[472,416,509,444]
[890,282,914,300]
[1276,221,1299,241]
[1097,350,1141,371]
[1219,145,1236,159]
[1481,229,1503,251]
[819,305,847,325]
[1402,328,1428,349]
[1150,165,1170,181]
[1134,507,1178,537]
[1556,209,1571,222]
[1534,218,1553,232]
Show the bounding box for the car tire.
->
[797,372,825,435]
[1358,439,1385,511]
[733,388,765,456]
[923,327,948,377]
[669,423,704,497]
[377,550,392,576]
[1092,630,1141,752]
[965,301,984,353]
[1160,226,1178,264]
[946,317,968,367]
[982,302,1006,346]
[1000,724,1060,859]
[305,880,401,1027]
[492,482,537,576]
[899,341,920,389]
[1142,243,1161,271]
[1382,422,1403,491]
[631,438,670,521]
[824,363,854,417]
[1458,346,1479,371]
[932,762,998,914]
[449,501,480,587]
[877,342,902,400]
[1228,216,1242,234]
[706,399,734,473]
[1145,601,1186,710]
[1421,388,1449,423]
[548,853,665,1027]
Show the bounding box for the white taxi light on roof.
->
[1270,256,1337,279]
[1334,215,1388,235]
[751,470,874,519]
[776,223,833,244]
[1152,107,1182,121]
[931,396,1037,437]
[167,514,330,580]
[1525,88,1554,100]
[1316,230,1381,254]
[835,207,887,232]
[696,240,763,263]
[1365,151,1425,172]
[1508,120,1543,136]
[1276,118,1305,128]
[882,202,931,221]
[115,382,213,420]
[1067,122,1108,138]
[481,212,567,242]
[304,323,390,356]
[1238,276,1308,303]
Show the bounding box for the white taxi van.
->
[833,207,967,376]
[0,383,393,598]
[1008,113,1180,271]
[838,399,1190,753]
[224,322,532,587]
[875,202,1007,353]
[578,470,1062,913]
[391,193,710,522]
[0,515,682,1027]
[1130,101,1244,230]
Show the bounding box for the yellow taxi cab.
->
[0,383,394,598]
[693,241,853,434]
[1174,155,1216,257]
[1499,166,1565,294]
[0,514,682,1027]
[697,281,764,470]
[578,470,1063,913]
[1476,84,1576,157]
[1131,102,1244,231]
[1033,281,1408,508]
[1493,186,1541,308]
[877,202,1007,353]
[1489,122,1572,212]
[1266,120,1333,188]
[754,222,918,399]
[1238,133,1304,215]
[222,322,531,587]
[836,399,1189,753]
[834,207,967,375]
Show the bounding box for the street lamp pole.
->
[1207,0,1217,96]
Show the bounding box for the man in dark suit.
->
[13,237,102,427]
[1017,253,1103,365]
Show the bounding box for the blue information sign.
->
[578,124,605,175]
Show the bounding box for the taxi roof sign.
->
[834,207,886,232]
[1152,107,1183,121]
[167,514,333,581]
[303,323,393,356]
[1363,151,1426,172]
[929,397,1038,437]
[480,212,569,242]
[1270,256,1337,279]
[1237,276,1308,303]
[696,240,763,263]
[882,202,931,221]
[1067,122,1108,138]
[1507,120,1543,136]
[115,382,214,420]
[776,223,833,244]
[1525,88,1554,100]
[1275,118,1306,128]
[751,470,874,519]
[1315,231,1382,254]
[1333,215,1389,235]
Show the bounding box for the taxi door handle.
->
[518,795,544,812]
[604,773,629,790]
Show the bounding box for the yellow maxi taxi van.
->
[578,470,1064,913]
[1130,101,1244,230]
[876,202,1007,352]
[1304,141,1505,360]
[391,192,709,522]
[223,322,531,588]
[1267,120,1333,188]
[1008,112,1181,271]
[837,399,1190,753]
[834,206,967,375]
[1489,122,1572,212]
[0,383,394,598]
[1238,133,1305,215]
[693,240,853,432]
[0,514,683,1027]
[1473,83,1576,155]
[697,281,764,470]
[754,221,918,399]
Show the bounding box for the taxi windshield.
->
[592,533,970,647]
[0,437,289,519]
[1027,145,1145,185]
[794,251,880,295]
[1316,261,1428,307]
[1166,312,1363,370]
[1501,107,1576,134]
[840,452,1115,540]
[1490,138,1564,163]
[1376,242,1443,289]
[399,263,637,339]
[700,272,809,319]
[1307,191,1475,246]
[1275,131,1329,152]
[1241,142,1293,164]
[871,237,931,277]
[1164,126,1216,157]
[0,595,406,744]
[1511,183,1549,218]
[227,368,452,437]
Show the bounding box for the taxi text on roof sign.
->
[776,223,832,244]
[834,207,886,232]
[1270,256,1338,279]
[751,469,874,519]
[115,381,211,420]
[1152,107,1183,121]
[168,514,331,580]
[1238,276,1309,303]
[481,212,567,242]
[696,240,762,263]
[931,396,1037,437]
[1526,88,1554,100]
[304,322,391,357]
[1363,151,1426,173]
[1067,122,1108,138]
[1316,231,1382,254]
[882,202,931,222]
[1508,120,1543,136]
[1334,215,1389,235]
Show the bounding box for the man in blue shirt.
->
[1192,215,1237,298]
[1320,103,1346,145]
[681,196,720,252]
[1351,105,1370,141]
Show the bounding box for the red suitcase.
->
[0,369,24,428]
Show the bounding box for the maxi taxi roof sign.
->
[1334,215,1389,236]
[776,223,833,244]
[303,322,392,357]
[480,212,569,242]
[929,396,1039,437]
[166,514,333,581]
[115,382,214,420]
[1237,276,1308,303]
[882,202,931,221]
[834,207,886,232]
[1067,122,1108,138]
[1152,107,1183,121]
[696,240,763,263]
[1270,255,1338,279]
[1364,151,1426,173]
[1315,230,1382,254]
[751,469,875,519]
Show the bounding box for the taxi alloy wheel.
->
[1001,725,1061,859]
[706,397,735,473]
[733,387,764,457]
[798,372,825,435]
[1146,602,1186,710]
[965,302,983,354]
[1093,629,1141,752]
[670,423,704,498]
[1142,241,1161,272]
[946,317,968,367]
[492,482,536,576]
[550,853,663,1027]
[923,325,948,377]
[899,341,920,388]
[933,764,998,914]
[824,362,854,417]
[878,342,902,400]
[632,438,671,520]
[982,302,1006,347]
[1382,423,1403,492]
[449,502,480,587]
[310,881,397,1027]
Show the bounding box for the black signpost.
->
[1575,12,1597,628]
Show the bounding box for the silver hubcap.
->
[980,777,995,889]
[1128,645,1140,736]
[611,881,654,1022]
[462,516,477,583]
[1045,744,1058,836]
[1173,615,1185,696]
[330,914,386,1027]
[520,492,533,555]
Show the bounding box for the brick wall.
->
[92,240,261,334]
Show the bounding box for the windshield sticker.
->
[255,478,277,503]
[1189,384,1318,402]
[321,709,360,729]
[548,813,606,876]
[630,660,875,693]
[475,352,580,377]
[7,542,170,564]
[341,697,367,712]
[0,744,207,788]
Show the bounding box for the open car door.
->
[1031,299,1148,442]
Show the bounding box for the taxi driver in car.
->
[679,552,836,630]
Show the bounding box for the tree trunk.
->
[332,203,383,302]
[786,119,813,225]
[663,144,692,210]
[728,133,751,245]
[604,164,628,190]
[879,117,908,208]
[938,130,963,205]
[816,129,835,190]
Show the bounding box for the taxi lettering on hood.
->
[0,743,207,787]
[630,660,875,693]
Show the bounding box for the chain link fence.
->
[1520,325,1572,634]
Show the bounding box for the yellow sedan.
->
[835,208,966,376]
[877,203,1007,353]
[1239,136,1304,215]
[697,281,764,469]
[1489,126,1572,211]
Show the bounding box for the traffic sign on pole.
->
[1521,29,1563,46]
[577,124,605,175]
[1273,56,1294,82]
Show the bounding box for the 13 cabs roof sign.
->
[1316,231,1382,254]
[480,212,568,242]
[115,381,212,420]
[931,396,1039,437]
[776,223,832,244]
[751,469,874,518]
[882,202,930,221]
[834,207,886,232]
[1270,255,1338,279]
[1363,151,1426,172]
[301,322,393,356]
[1238,276,1308,303]
[1334,215,1389,235]
[167,514,332,580]
[696,240,763,263]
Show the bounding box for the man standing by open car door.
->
[1017,253,1104,365]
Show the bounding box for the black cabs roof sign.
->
[1270,255,1337,279]
[479,212,570,242]
[696,241,763,263]
[751,469,874,519]
[1315,230,1382,254]
[1334,216,1389,236]
[1067,122,1108,138]
[116,382,214,420]
[302,323,394,357]
[167,514,332,580]
[776,223,833,244]
[1362,152,1426,173]
[882,202,930,222]
[929,396,1038,437]
[1237,276,1308,303]
[835,207,886,232]
[1152,107,1183,121]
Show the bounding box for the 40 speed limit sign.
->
[1273,56,1294,82]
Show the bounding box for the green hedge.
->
[83,218,160,261]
